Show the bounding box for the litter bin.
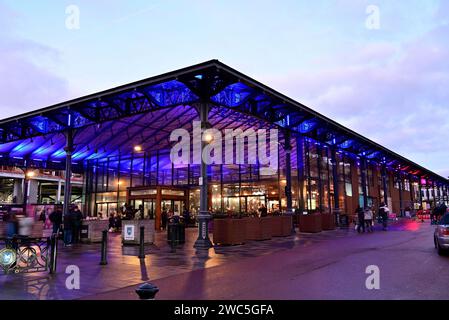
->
[339,214,349,228]
[167,216,185,245]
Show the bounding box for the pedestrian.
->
[6,211,18,238]
[63,211,74,246]
[182,208,190,227]
[38,209,46,224]
[259,204,268,218]
[18,216,34,237]
[109,213,115,232]
[364,206,374,232]
[72,206,83,244]
[378,202,389,231]
[161,209,168,231]
[49,206,63,235]
[356,206,365,233]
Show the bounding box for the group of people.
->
[160,208,191,230]
[49,205,84,246]
[108,213,122,232]
[2,210,34,237]
[431,203,448,224]
[355,202,390,233]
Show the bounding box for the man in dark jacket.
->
[356,206,365,233]
[49,206,63,235]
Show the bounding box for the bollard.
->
[49,234,58,274]
[138,226,145,259]
[135,282,159,300]
[170,222,177,253]
[99,230,108,265]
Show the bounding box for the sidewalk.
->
[0,219,415,300]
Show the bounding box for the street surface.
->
[1,219,446,300]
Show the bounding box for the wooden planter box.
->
[271,216,292,237]
[246,217,272,240]
[122,220,155,245]
[299,214,322,233]
[213,218,247,245]
[0,222,6,237]
[321,213,336,230]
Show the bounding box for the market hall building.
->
[0,60,448,247]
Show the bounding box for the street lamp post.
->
[22,170,36,216]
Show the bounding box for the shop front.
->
[127,186,188,230]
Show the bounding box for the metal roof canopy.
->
[0,59,446,184]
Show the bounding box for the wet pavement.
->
[1,219,445,300]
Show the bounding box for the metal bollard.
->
[138,226,145,259]
[170,222,177,253]
[99,230,108,265]
[49,234,58,274]
[135,282,159,300]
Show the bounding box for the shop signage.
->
[124,225,135,241]
[80,225,89,239]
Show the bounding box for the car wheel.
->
[434,236,437,249]
[437,241,445,256]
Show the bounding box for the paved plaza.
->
[1,219,447,300]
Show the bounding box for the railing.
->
[0,236,52,275]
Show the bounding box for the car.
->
[434,214,449,255]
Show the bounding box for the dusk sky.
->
[0,1,448,177]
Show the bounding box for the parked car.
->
[434,214,449,255]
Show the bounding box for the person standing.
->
[72,206,83,244]
[161,208,168,231]
[378,202,389,231]
[6,211,18,238]
[364,206,374,232]
[38,209,46,225]
[356,206,365,233]
[49,206,63,235]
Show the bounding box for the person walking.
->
[72,206,83,244]
[378,202,389,231]
[356,206,365,233]
[49,206,63,235]
[364,206,374,232]
[6,211,18,238]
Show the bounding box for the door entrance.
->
[126,186,188,230]
[130,199,155,219]
[161,200,184,216]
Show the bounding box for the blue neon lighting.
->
[299,120,317,133]
[211,82,254,107]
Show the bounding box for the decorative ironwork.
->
[0,237,50,275]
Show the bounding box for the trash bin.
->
[339,215,349,228]
[167,216,185,245]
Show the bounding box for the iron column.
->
[284,130,295,233]
[63,129,74,218]
[360,157,368,208]
[382,163,388,206]
[194,103,213,249]
[331,148,340,225]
